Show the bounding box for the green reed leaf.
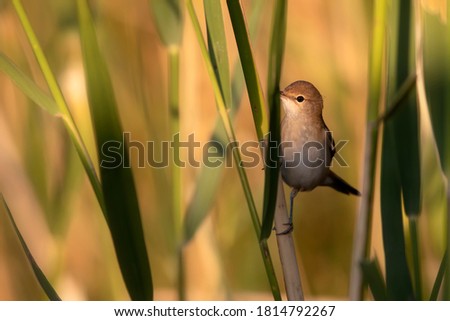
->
[186,0,281,300]
[77,0,153,300]
[10,0,105,216]
[183,0,264,244]
[149,0,183,48]
[0,54,58,115]
[361,257,387,301]
[1,195,61,301]
[260,0,286,240]
[226,0,267,140]
[422,1,450,300]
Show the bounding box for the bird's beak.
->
[279,91,288,101]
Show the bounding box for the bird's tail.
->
[323,170,361,196]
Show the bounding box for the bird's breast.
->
[280,117,332,190]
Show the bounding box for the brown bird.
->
[279,80,360,234]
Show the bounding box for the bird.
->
[279,80,360,234]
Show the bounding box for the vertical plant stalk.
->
[274,176,304,300]
[169,48,182,240]
[411,0,429,299]
[149,0,184,299]
[186,0,281,300]
[349,74,415,299]
[262,0,303,300]
[168,47,185,300]
[349,0,386,300]
[446,186,450,299]
[445,0,450,300]
[409,217,422,298]
[446,187,450,299]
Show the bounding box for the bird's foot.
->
[276,222,293,235]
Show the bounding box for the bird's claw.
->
[276,222,293,235]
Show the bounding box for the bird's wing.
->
[324,123,336,158]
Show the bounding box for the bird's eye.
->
[296,96,305,103]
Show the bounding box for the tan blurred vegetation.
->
[1,0,440,300]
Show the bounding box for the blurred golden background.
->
[0,0,445,300]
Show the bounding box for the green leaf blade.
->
[77,0,153,301]
[149,0,183,48]
[186,0,281,300]
[10,0,105,216]
[1,195,61,301]
[261,0,287,240]
[205,0,232,109]
[390,0,421,218]
[361,257,387,301]
[183,164,224,244]
[226,0,267,139]
[183,0,264,244]
[379,0,417,301]
[182,0,230,244]
[0,54,59,115]
[422,4,450,300]
[380,124,414,300]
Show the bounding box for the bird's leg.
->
[277,188,299,235]
[289,188,299,224]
